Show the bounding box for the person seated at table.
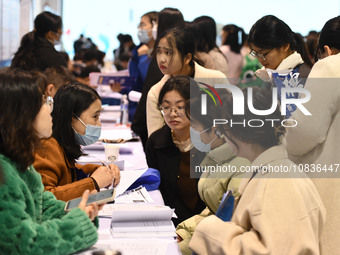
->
[34,82,120,202]
[0,69,101,254]
[145,76,206,226]
[189,87,325,255]
[43,65,75,97]
[176,88,250,255]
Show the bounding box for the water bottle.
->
[119,94,129,125]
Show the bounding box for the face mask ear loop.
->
[76,116,87,127]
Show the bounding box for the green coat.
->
[0,154,98,255]
[176,143,250,255]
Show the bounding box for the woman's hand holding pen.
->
[91,165,115,188]
[107,163,120,187]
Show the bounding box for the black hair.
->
[317,16,340,56]
[142,11,158,25]
[156,8,185,40]
[79,65,100,78]
[192,16,218,52]
[218,87,285,150]
[0,69,46,171]
[34,11,62,37]
[222,24,246,54]
[10,11,62,71]
[155,27,196,70]
[158,75,192,107]
[44,65,75,90]
[188,87,229,133]
[52,82,101,162]
[248,15,312,68]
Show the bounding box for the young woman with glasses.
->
[0,69,101,254]
[145,76,206,226]
[247,15,312,117]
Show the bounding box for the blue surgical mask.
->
[73,117,101,146]
[138,29,151,44]
[190,127,216,152]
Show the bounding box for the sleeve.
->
[285,67,339,156]
[0,172,97,255]
[34,142,97,201]
[145,136,159,170]
[189,179,324,255]
[76,163,99,175]
[146,83,165,137]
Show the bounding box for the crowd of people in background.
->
[0,6,340,255]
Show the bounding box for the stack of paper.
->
[110,204,176,238]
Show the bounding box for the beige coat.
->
[285,52,340,255]
[176,143,249,255]
[189,145,325,255]
[146,62,227,136]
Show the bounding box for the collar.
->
[255,51,304,81]
[206,142,235,163]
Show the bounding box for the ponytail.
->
[293,33,313,68]
[10,32,39,71]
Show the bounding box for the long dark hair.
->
[155,27,196,70]
[158,75,191,107]
[248,15,312,68]
[317,16,340,57]
[52,82,100,162]
[222,24,246,54]
[192,16,219,53]
[0,69,46,171]
[218,87,285,150]
[156,8,185,40]
[10,11,62,71]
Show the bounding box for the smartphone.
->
[64,189,116,211]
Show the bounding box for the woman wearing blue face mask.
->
[176,88,249,255]
[34,82,120,202]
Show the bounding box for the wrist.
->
[90,177,100,191]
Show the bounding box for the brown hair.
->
[0,69,46,171]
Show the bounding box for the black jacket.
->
[145,125,205,226]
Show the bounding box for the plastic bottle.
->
[119,94,129,125]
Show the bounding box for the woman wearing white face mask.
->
[111,12,158,121]
[176,88,249,255]
[34,82,120,202]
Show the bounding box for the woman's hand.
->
[108,163,121,187]
[78,189,99,221]
[91,166,115,188]
[109,81,122,92]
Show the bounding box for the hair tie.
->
[238,30,242,45]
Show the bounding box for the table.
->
[74,110,181,255]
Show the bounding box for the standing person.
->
[189,87,325,255]
[0,69,100,254]
[220,24,246,80]
[11,11,67,71]
[131,7,185,149]
[285,16,340,255]
[146,76,205,226]
[247,15,312,117]
[190,16,229,77]
[111,11,158,121]
[146,27,227,136]
[34,82,120,202]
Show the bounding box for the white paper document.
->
[114,169,147,197]
[110,204,176,238]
